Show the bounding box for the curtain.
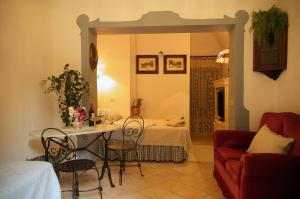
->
[190,56,223,138]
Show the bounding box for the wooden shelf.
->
[253,27,288,80]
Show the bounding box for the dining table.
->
[29,123,121,187]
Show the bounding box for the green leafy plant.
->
[250,5,288,45]
[44,64,89,126]
[132,98,143,107]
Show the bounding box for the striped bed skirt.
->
[99,139,188,163]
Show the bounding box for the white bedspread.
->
[113,119,192,153]
[0,161,61,199]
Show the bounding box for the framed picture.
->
[164,55,187,74]
[136,55,159,74]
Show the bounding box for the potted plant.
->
[250,5,288,45]
[44,64,89,126]
[131,98,143,115]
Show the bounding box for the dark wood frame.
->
[164,55,187,74]
[89,43,98,71]
[136,55,158,74]
[253,26,288,80]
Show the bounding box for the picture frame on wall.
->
[136,55,159,74]
[164,55,187,74]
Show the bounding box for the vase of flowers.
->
[44,64,89,126]
[69,106,86,128]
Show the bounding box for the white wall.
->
[135,33,190,121]
[1,0,300,162]
[97,35,131,117]
[244,0,300,130]
[190,32,229,56]
[97,33,190,121]
[190,32,229,78]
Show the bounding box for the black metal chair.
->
[41,128,103,199]
[107,115,145,185]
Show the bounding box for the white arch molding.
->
[77,11,249,130]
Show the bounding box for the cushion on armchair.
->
[247,125,294,154]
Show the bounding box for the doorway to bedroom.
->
[189,32,229,145]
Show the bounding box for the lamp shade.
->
[216,49,229,64]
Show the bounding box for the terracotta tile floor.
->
[60,160,225,199]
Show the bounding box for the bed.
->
[0,161,61,199]
[99,118,192,162]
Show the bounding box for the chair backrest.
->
[41,128,76,166]
[259,112,299,134]
[122,115,144,146]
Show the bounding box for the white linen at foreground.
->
[0,161,61,199]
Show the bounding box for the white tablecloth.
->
[0,161,61,199]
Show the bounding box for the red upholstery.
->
[216,147,246,165]
[214,112,300,199]
[214,130,256,149]
[283,117,300,155]
[259,112,298,134]
[225,160,242,185]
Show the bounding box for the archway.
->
[77,10,249,130]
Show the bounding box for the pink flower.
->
[74,107,86,121]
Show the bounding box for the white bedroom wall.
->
[190,32,229,78]
[97,35,131,117]
[134,33,190,122]
[190,32,229,56]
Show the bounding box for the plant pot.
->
[131,106,140,115]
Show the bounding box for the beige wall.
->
[244,0,300,129]
[97,33,190,121]
[190,32,229,78]
[97,35,131,117]
[1,0,300,162]
[135,33,190,121]
[190,32,229,56]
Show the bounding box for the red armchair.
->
[213,112,300,199]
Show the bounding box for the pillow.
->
[106,113,122,123]
[247,125,294,154]
[100,109,122,123]
[166,118,185,127]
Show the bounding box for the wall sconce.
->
[97,70,103,79]
[97,61,105,79]
[98,75,116,92]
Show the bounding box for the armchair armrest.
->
[214,130,256,149]
[241,153,300,177]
